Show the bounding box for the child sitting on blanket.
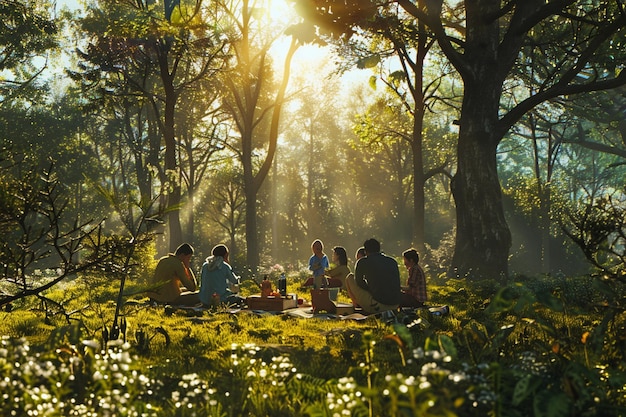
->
[308,239,329,289]
[399,248,427,308]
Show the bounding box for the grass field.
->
[1,272,625,416]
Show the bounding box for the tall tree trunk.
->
[411,0,427,254]
[541,127,558,273]
[186,184,195,244]
[540,185,551,273]
[271,156,278,260]
[451,78,511,279]
[411,116,426,255]
[165,119,183,251]
[157,42,183,251]
[531,116,554,274]
[243,114,258,269]
[450,0,511,278]
[244,189,259,273]
[182,130,196,243]
[243,38,299,273]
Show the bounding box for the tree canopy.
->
[292,0,626,278]
[2,0,626,288]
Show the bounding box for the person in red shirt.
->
[400,248,427,308]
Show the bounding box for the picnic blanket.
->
[144,299,449,321]
[282,307,370,320]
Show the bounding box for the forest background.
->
[2,1,626,415]
[2,0,626,290]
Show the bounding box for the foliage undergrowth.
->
[1,273,625,417]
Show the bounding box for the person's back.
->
[355,252,401,306]
[148,243,199,306]
[199,244,244,307]
[346,238,401,314]
[150,254,182,299]
[199,255,230,303]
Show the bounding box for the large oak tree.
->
[295,0,626,278]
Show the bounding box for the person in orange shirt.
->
[148,243,200,306]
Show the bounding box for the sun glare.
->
[265,0,371,95]
[266,0,298,21]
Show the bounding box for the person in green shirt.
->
[148,243,200,306]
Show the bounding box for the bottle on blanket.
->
[278,273,287,297]
[261,275,272,298]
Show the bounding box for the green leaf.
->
[356,54,380,69]
[285,22,317,44]
[533,390,571,417]
[592,277,614,296]
[513,290,536,313]
[463,321,489,345]
[368,75,377,90]
[587,314,610,353]
[490,323,516,354]
[389,70,406,84]
[534,288,563,312]
[392,323,413,350]
[438,334,457,359]
[424,336,439,351]
[512,374,541,406]
[485,286,518,313]
[563,363,594,404]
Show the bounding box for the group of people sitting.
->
[147,237,427,315]
[307,238,427,314]
[147,243,244,307]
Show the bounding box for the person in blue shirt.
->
[308,239,329,289]
[199,244,245,307]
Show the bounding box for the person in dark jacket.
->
[346,238,400,314]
